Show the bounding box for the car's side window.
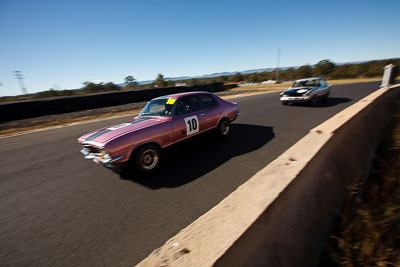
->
[174,96,201,116]
[199,94,218,110]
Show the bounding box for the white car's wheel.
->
[323,92,330,101]
[310,96,318,107]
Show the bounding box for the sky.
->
[0,0,399,97]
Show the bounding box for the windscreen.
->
[292,80,320,88]
[139,98,176,117]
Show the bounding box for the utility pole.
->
[14,71,27,94]
[276,48,281,83]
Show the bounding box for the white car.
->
[280,77,331,106]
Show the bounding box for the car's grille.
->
[83,145,101,154]
[285,92,305,97]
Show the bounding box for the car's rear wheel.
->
[281,101,288,105]
[217,118,230,137]
[135,145,160,173]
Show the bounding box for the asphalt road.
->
[0,82,380,266]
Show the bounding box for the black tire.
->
[310,96,318,107]
[135,145,161,173]
[322,92,330,101]
[281,101,288,105]
[216,118,230,137]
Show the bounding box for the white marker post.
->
[380,64,396,88]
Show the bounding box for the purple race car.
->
[78,91,240,172]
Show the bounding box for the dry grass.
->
[322,103,400,266]
[327,77,383,85]
[233,82,291,91]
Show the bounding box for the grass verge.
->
[326,77,383,85]
[320,101,400,266]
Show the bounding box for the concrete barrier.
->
[137,84,400,267]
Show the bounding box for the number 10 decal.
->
[184,116,199,136]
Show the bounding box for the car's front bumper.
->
[80,148,123,165]
[280,95,311,102]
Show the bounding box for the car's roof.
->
[294,77,324,82]
[155,91,213,100]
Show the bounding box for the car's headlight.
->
[99,148,111,159]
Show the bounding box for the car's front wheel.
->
[310,96,319,107]
[322,92,330,101]
[216,118,230,137]
[135,145,161,173]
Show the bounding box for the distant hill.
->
[121,67,280,86]
[129,60,375,86]
[117,59,393,87]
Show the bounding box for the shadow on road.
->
[317,97,352,107]
[119,123,274,189]
[288,97,352,108]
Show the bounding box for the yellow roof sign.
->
[166,98,176,105]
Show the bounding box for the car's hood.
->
[78,118,164,145]
[283,87,314,94]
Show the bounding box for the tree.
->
[247,73,262,83]
[231,72,243,82]
[81,81,120,93]
[155,73,167,87]
[103,82,121,91]
[217,75,229,83]
[330,64,355,79]
[82,82,102,93]
[124,75,137,86]
[187,78,198,86]
[259,71,274,81]
[296,64,313,78]
[313,59,335,77]
[284,67,296,80]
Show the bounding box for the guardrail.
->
[137,83,399,266]
[0,83,225,123]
